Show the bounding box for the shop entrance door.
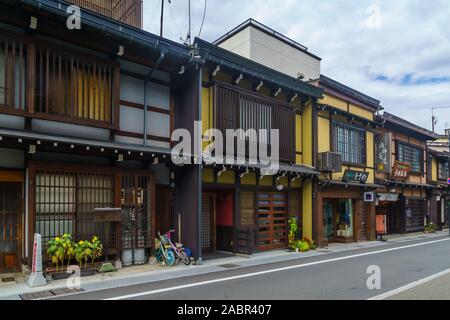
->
[0,183,21,272]
[257,192,287,251]
[121,174,153,266]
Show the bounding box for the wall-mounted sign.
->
[376,215,387,235]
[342,170,369,184]
[447,177,450,185]
[364,192,375,202]
[375,133,392,173]
[378,193,399,202]
[392,161,411,181]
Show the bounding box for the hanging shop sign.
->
[376,215,387,235]
[378,193,399,202]
[447,177,450,185]
[375,133,392,173]
[342,170,369,184]
[392,161,411,181]
[364,192,375,202]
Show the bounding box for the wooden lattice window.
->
[121,174,152,249]
[0,35,27,111]
[35,170,114,250]
[35,44,114,125]
[405,199,426,232]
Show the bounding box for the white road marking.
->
[368,268,450,300]
[104,237,450,300]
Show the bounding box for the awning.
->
[202,155,319,177]
[0,127,172,156]
[376,179,439,190]
[318,179,382,189]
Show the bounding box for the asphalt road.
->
[52,236,450,300]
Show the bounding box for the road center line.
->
[105,237,450,300]
[368,268,450,300]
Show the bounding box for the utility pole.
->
[187,0,192,45]
[431,106,450,133]
[160,0,164,37]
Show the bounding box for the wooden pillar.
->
[354,199,362,242]
[27,42,36,114]
[233,171,241,253]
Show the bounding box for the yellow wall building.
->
[314,75,381,245]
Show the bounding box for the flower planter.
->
[45,266,97,280]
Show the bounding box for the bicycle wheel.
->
[180,250,191,265]
[165,250,176,266]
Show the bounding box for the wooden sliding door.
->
[257,192,287,251]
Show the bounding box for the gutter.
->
[19,0,198,62]
[206,53,323,98]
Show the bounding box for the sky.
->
[143,0,450,135]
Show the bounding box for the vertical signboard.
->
[375,133,392,173]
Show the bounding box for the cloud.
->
[143,0,450,133]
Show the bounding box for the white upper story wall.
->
[215,20,321,81]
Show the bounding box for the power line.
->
[168,0,185,42]
[197,0,208,39]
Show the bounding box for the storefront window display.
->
[337,199,353,238]
[323,199,354,242]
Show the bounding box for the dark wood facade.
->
[67,0,143,29]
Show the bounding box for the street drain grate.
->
[20,288,84,300]
[1,277,15,283]
[218,264,241,269]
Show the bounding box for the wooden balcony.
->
[67,0,143,29]
[0,31,120,130]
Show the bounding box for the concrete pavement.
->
[1,230,448,300]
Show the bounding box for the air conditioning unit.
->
[318,152,342,172]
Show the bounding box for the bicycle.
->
[165,230,191,265]
[155,232,176,266]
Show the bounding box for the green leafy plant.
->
[288,217,299,249]
[90,236,103,269]
[75,240,92,270]
[293,240,310,252]
[424,222,437,233]
[301,237,317,250]
[61,234,75,267]
[47,236,64,271]
[47,234,76,271]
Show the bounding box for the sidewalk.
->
[1,230,447,300]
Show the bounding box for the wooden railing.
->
[34,42,115,127]
[215,83,295,162]
[67,0,143,28]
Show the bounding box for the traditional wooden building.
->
[374,112,439,235]
[196,37,323,258]
[313,75,381,246]
[0,0,201,273]
[427,137,449,229]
